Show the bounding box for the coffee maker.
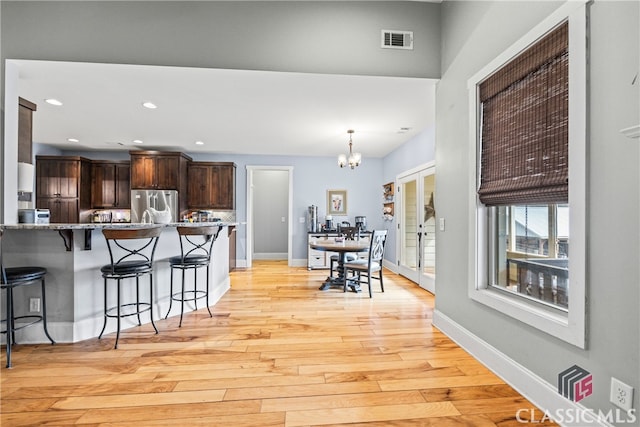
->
[355,216,367,231]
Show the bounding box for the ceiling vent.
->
[381,30,413,50]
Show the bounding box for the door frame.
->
[245,165,294,268]
[396,161,436,292]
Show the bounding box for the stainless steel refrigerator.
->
[130,190,179,223]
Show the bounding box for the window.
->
[467,2,587,348]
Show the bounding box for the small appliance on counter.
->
[18,209,50,224]
[307,205,318,232]
[355,216,367,231]
[325,215,333,231]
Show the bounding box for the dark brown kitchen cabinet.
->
[129,151,191,190]
[91,161,130,208]
[36,156,91,223]
[187,162,236,210]
[18,97,36,164]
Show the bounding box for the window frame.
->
[467,1,587,348]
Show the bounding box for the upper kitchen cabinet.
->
[130,151,191,190]
[36,156,91,223]
[91,161,131,208]
[187,162,236,210]
[18,97,36,164]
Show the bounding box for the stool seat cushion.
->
[101,261,152,276]
[169,255,210,266]
[2,266,47,284]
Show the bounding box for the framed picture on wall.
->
[327,189,347,215]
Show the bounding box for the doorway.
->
[396,162,436,293]
[246,166,293,268]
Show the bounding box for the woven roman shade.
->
[478,21,568,206]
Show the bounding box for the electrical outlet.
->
[610,377,634,411]
[29,297,41,313]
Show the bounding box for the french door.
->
[397,164,436,293]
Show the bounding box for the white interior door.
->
[397,164,436,293]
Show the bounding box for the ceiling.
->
[15,60,436,159]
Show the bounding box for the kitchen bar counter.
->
[0,222,235,345]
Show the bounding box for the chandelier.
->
[338,129,362,169]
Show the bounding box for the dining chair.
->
[329,226,359,278]
[343,229,388,297]
[99,226,163,349]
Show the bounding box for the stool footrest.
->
[105,303,152,319]
[170,290,207,303]
[1,315,44,334]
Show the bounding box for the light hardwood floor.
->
[1,261,556,426]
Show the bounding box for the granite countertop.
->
[0,222,238,230]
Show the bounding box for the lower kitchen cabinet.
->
[36,198,79,224]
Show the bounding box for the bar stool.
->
[100,226,162,349]
[1,265,55,368]
[165,225,222,327]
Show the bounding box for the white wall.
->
[435,0,639,418]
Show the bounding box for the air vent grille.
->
[381,30,413,50]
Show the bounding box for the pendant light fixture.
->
[338,129,362,169]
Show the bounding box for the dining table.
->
[310,238,369,293]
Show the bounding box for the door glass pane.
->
[401,180,418,271]
[422,174,436,276]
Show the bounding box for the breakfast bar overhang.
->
[0,222,235,345]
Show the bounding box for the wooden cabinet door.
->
[36,159,79,198]
[115,163,131,208]
[130,155,156,189]
[36,161,60,198]
[187,165,211,208]
[210,165,235,209]
[37,198,79,223]
[155,156,180,189]
[92,163,116,207]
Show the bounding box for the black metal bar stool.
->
[100,226,162,349]
[165,225,222,327]
[1,265,55,368]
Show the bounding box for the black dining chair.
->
[165,225,222,327]
[1,263,56,368]
[99,226,163,349]
[343,229,388,297]
[329,226,360,278]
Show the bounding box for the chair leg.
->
[379,270,384,293]
[165,267,174,319]
[179,268,186,327]
[99,278,108,340]
[368,271,373,298]
[5,286,13,368]
[149,273,158,335]
[135,276,142,326]
[10,288,17,345]
[193,267,198,312]
[114,279,122,350]
[205,265,212,317]
[40,278,55,345]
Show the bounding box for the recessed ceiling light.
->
[133,139,143,144]
[142,101,157,109]
[67,138,79,143]
[45,99,63,106]
[195,140,204,145]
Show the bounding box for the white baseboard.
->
[383,259,398,274]
[433,310,614,427]
[253,252,287,260]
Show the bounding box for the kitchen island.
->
[0,222,236,344]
